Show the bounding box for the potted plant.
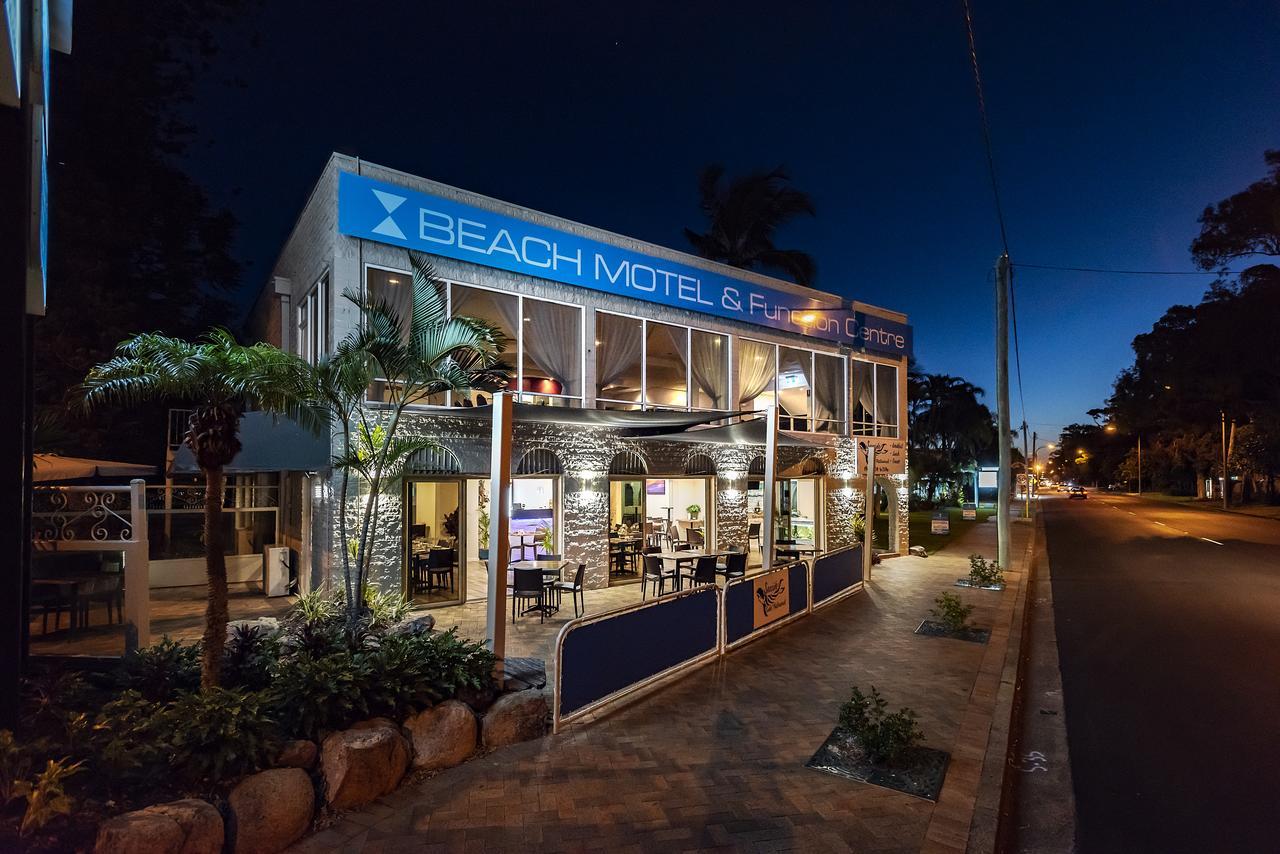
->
[538,524,555,556]
[686,503,701,520]
[477,509,490,560]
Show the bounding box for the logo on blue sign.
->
[337,171,911,357]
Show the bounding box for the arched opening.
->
[684,453,717,477]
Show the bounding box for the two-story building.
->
[249,153,911,610]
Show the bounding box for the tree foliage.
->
[908,369,998,503]
[1076,150,1280,501]
[36,0,252,460]
[684,164,818,285]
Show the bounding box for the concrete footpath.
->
[294,520,1035,854]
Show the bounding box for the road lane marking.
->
[1153,521,1168,527]
[1127,511,1136,515]
[1200,537,1224,546]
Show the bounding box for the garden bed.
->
[954,578,1005,591]
[915,619,990,644]
[806,726,950,801]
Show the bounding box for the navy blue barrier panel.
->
[812,546,863,604]
[559,588,718,717]
[724,562,812,646]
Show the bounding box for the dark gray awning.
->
[647,418,833,448]
[439,402,737,436]
[170,411,330,474]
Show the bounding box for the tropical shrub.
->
[931,592,973,632]
[18,758,82,836]
[115,636,201,702]
[967,554,1004,587]
[839,685,923,764]
[268,651,373,741]
[162,688,277,783]
[222,624,280,691]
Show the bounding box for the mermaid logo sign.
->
[337,172,912,358]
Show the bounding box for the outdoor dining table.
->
[653,550,730,590]
[507,560,568,617]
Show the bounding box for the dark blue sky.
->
[185,0,1280,442]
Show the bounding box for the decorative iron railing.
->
[32,485,138,543]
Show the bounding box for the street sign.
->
[962,503,977,521]
[931,512,950,535]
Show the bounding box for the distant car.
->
[1068,486,1087,500]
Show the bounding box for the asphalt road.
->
[1042,492,1280,854]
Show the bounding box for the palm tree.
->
[684,164,817,285]
[315,254,510,623]
[80,330,317,689]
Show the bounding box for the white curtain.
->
[875,363,899,435]
[688,330,729,409]
[779,348,813,422]
[596,313,643,394]
[852,360,875,429]
[737,339,774,408]
[523,301,582,395]
[813,354,843,426]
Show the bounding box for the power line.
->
[1015,262,1238,276]
[962,0,1026,427]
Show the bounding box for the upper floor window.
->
[737,338,775,412]
[853,359,900,437]
[296,274,328,366]
[596,312,729,412]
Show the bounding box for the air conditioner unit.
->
[264,546,293,597]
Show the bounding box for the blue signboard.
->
[337,171,912,357]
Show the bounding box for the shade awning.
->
[32,455,157,482]
[644,418,833,448]
[169,411,330,474]
[433,402,738,436]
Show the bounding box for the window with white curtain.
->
[595,312,729,412]
[777,347,812,431]
[813,353,846,434]
[737,338,776,412]
[852,358,899,436]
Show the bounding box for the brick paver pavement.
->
[293,520,1030,853]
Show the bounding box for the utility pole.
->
[1032,429,1038,499]
[1221,410,1228,511]
[1137,434,1142,496]
[995,254,1012,571]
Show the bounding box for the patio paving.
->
[292,519,1032,853]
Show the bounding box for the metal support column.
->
[485,392,513,686]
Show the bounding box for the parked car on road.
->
[1068,486,1088,500]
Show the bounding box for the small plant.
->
[442,508,459,540]
[115,636,201,702]
[363,584,412,628]
[162,688,278,783]
[967,554,1004,588]
[478,508,490,549]
[686,503,701,519]
[0,730,35,809]
[19,757,82,836]
[931,592,973,632]
[223,624,281,691]
[839,686,923,764]
[538,524,554,555]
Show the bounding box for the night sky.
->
[181,0,1280,442]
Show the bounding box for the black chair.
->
[686,529,705,548]
[672,542,693,552]
[686,555,719,587]
[510,567,547,623]
[719,551,748,579]
[426,549,457,593]
[642,555,675,600]
[81,575,123,627]
[609,544,629,577]
[747,521,762,552]
[553,563,587,617]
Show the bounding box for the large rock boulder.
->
[226,768,314,854]
[320,719,411,809]
[481,690,549,749]
[386,613,435,637]
[404,701,477,772]
[275,739,318,770]
[95,798,223,854]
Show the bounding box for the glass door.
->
[405,479,463,607]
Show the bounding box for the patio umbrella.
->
[31,454,156,482]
